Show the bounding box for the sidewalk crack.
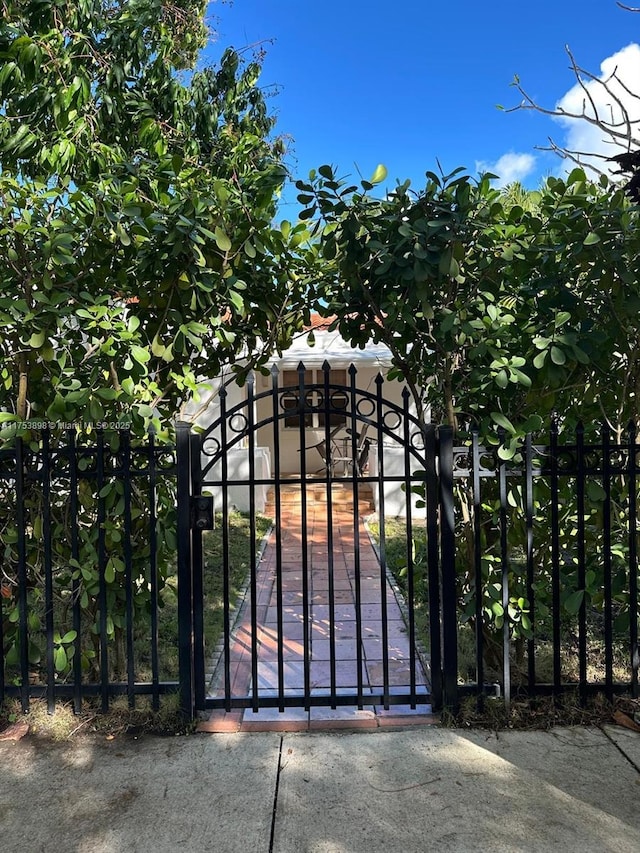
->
[268,735,284,853]
[600,725,640,775]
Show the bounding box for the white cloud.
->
[554,43,640,174]
[476,151,537,187]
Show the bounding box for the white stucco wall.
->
[181,329,427,512]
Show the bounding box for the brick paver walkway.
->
[198,484,434,732]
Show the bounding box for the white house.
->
[185,315,427,516]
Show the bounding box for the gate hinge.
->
[190,495,214,530]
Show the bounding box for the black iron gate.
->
[176,362,456,717]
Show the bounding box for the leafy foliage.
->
[0,0,315,435]
[301,162,640,675]
[300,164,640,439]
[0,1,315,682]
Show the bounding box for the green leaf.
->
[564,589,584,615]
[587,481,606,502]
[214,226,232,252]
[369,164,388,185]
[490,412,516,434]
[131,345,150,365]
[495,369,508,389]
[583,231,600,246]
[550,345,566,365]
[151,336,166,357]
[116,223,131,246]
[229,290,244,311]
[29,330,46,348]
[54,646,68,672]
[95,388,117,400]
[533,350,547,369]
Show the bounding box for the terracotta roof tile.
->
[305,313,336,331]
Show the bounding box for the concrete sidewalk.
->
[2,724,639,852]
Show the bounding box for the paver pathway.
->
[199,484,434,732]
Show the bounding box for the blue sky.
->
[205,1,639,208]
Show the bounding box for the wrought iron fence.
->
[0,417,638,718]
[440,421,640,710]
[0,428,178,714]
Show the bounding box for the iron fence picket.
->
[273,369,287,710]
[350,365,365,708]
[290,364,312,710]
[438,425,458,710]
[524,433,536,697]
[96,430,110,712]
[602,424,613,700]
[550,417,562,696]
[402,387,417,707]
[147,428,161,711]
[425,424,442,710]
[321,361,338,707]
[176,421,194,718]
[42,430,55,714]
[67,429,83,714]
[374,373,390,709]
[471,429,484,705]
[121,429,135,709]
[189,432,206,712]
[576,423,587,705]
[497,428,511,712]
[628,421,639,699]
[218,386,232,711]
[262,373,285,711]
[15,436,29,711]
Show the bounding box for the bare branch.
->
[508,12,640,185]
[566,46,637,147]
[510,68,639,149]
[565,45,602,128]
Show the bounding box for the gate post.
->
[438,426,459,711]
[424,424,442,710]
[190,432,206,711]
[176,420,194,720]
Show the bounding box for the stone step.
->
[264,483,374,517]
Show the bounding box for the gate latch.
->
[191,495,214,530]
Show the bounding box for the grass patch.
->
[367,516,430,645]
[136,510,272,681]
[443,692,640,731]
[201,511,273,653]
[0,693,189,741]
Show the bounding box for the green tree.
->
[301,163,640,671]
[301,165,640,438]
[0,0,316,681]
[0,0,314,435]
